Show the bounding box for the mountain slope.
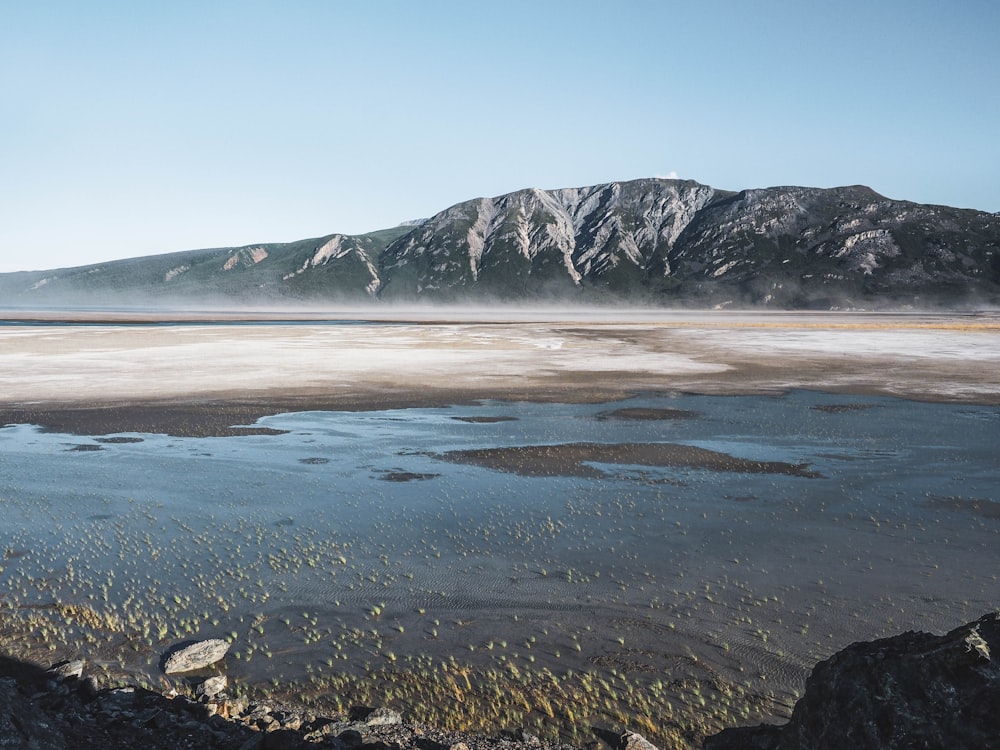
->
[0,227,412,306]
[2,179,998,309]
[377,179,725,301]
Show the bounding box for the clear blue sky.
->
[2,0,997,273]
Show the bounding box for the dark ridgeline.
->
[2,179,998,309]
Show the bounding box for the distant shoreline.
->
[1,311,998,435]
[2,306,999,325]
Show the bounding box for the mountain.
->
[2,179,999,309]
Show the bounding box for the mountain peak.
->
[2,179,998,309]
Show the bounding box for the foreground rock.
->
[3,614,998,750]
[0,651,579,750]
[704,612,1000,750]
[162,638,230,674]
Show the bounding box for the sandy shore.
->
[1,309,998,434]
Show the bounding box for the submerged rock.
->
[704,611,1000,750]
[162,639,230,674]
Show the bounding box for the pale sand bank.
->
[1,312,998,430]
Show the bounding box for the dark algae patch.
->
[596,407,700,421]
[439,442,821,478]
[811,403,881,414]
[377,471,441,482]
[928,496,1000,519]
[451,415,519,423]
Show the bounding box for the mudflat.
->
[1,310,998,434]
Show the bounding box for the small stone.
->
[363,706,402,726]
[248,702,271,716]
[223,694,249,718]
[196,674,228,699]
[302,718,340,740]
[47,659,85,681]
[163,639,230,674]
[256,714,276,729]
[278,712,302,731]
[519,729,542,747]
[450,743,470,750]
[622,730,660,750]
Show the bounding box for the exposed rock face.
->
[704,612,1000,750]
[162,639,230,674]
[1,178,997,309]
[378,180,722,299]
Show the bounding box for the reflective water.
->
[0,391,997,723]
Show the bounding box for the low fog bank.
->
[3,299,1000,326]
[3,261,999,320]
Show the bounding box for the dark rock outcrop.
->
[0,652,576,750]
[704,612,1000,750]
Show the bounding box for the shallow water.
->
[1,391,998,732]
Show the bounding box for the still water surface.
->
[0,391,997,717]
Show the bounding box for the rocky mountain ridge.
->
[2,179,998,309]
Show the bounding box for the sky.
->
[1,1,998,273]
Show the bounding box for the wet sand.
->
[440,442,822,478]
[0,309,998,748]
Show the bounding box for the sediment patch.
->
[451,416,518,423]
[596,407,699,421]
[439,442,821,478]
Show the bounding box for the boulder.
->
[46,659,84,681]
[162,639,230,674]
[195,674,227,699]
[622,731,660,750]
[704,611,1000,750]
[362,707,403,727]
